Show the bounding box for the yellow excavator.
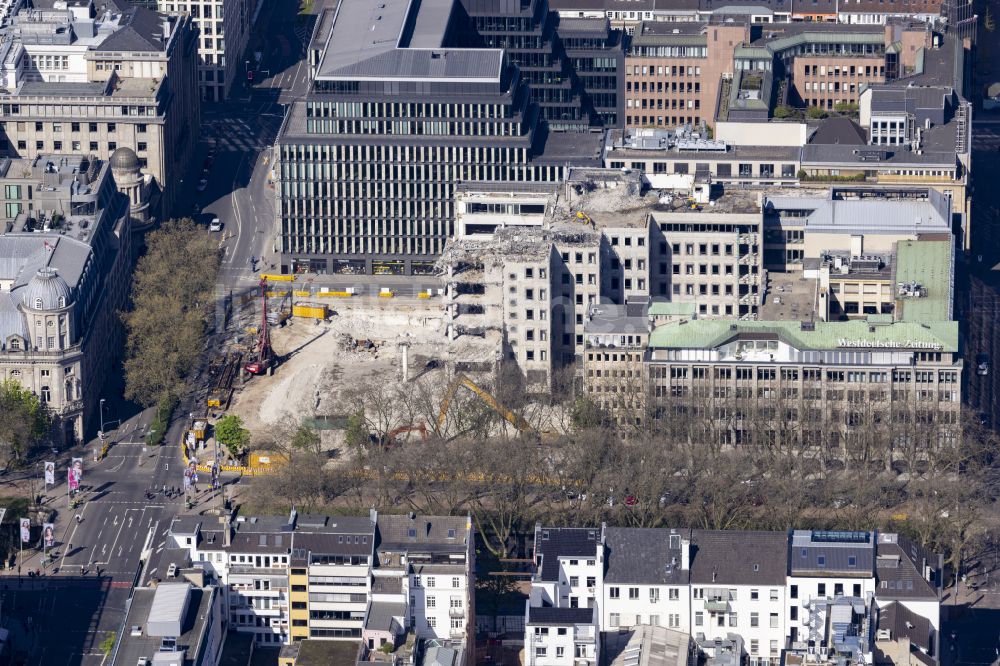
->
[437,374,532,433]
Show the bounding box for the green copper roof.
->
[894,240,953,323]
[648,318,958,352]
[649,302,697,316]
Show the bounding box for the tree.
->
[773,104,794,119]
[806,106,827,119]
[121,218,220,407]
[215,415,250,460]
[344,412,369,450]
[570,396,607,431]
[99,632,116,656]
[0,380,50,468]
[290,423,322,455]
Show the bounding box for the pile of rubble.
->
[339,334,380,356]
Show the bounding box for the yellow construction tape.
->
[316,291,353,298]
[378,292,395,298]
[293,290,312,297]
[265,290,291,298]
[180,435,280,476]
[261,274,294,282]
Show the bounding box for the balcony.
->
[574,627,596,642]
[449,607,465,618]
[449,628,466,639]
[705,599,730,613]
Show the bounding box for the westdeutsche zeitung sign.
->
[837,338,943,351]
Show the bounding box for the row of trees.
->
[122,218,221,414]
[240,367,998,579]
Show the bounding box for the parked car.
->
[209,217,223,232]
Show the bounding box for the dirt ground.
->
[228,301,450,445]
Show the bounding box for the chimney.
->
[369,507,378,525]
[681,538,691,570]
[223,515,232,547]
[712,569,717,583]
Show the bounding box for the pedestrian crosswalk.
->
[202,117,275,153]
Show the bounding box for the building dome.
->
[22,267,72,311]
[109,146,140,173]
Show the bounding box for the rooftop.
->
[113,585,216,666]
[648,318,959,353]
[604,527,690,585]
[585,303,651,337]
[535,526,601,582]
[527,606,595,626]
[376,513,470,552]
[279,639,362,666]
[877,602,932,650]
[790,530,875,577]
[689,530,788,585]
[605,625,692,666]
[894,240,953,322]
[315,0,502,82]
[874,534,938,601]
[763,188,951,235]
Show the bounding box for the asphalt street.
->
[0,4,315,664]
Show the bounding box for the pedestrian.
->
[75,514,82,524]
[35,568,40,577]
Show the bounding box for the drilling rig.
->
[244,277,274,376]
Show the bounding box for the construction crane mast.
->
[244,277,274,376]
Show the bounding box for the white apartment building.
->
[166,510,474,664]
[372,514,475,650]
[689,531,789,666]
[524,527,941,666]
[155,0,250,101]
[602,527,692,632]
[525,526,604,666]
[787,530,877,649]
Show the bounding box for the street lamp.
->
[99,398,106,434]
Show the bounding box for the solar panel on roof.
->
[811,530,869,543]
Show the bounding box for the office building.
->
[0,154,131,444]
[440,171,764,390]
[0,0,201,216]
[624,21,746,129]
[549,0,949,27]
[275,0,611,276]
[524,525,941,666]
[154,0,251,101]
[460,0,624,130]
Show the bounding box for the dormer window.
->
[34,298,43,309]
[8,338,20,351]
[58,296,66,308]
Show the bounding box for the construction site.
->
[200,167,765,458]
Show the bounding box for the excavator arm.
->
[437,375,532,433]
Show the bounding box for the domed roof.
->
[109,146,140,172]
[22,267,72,311]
